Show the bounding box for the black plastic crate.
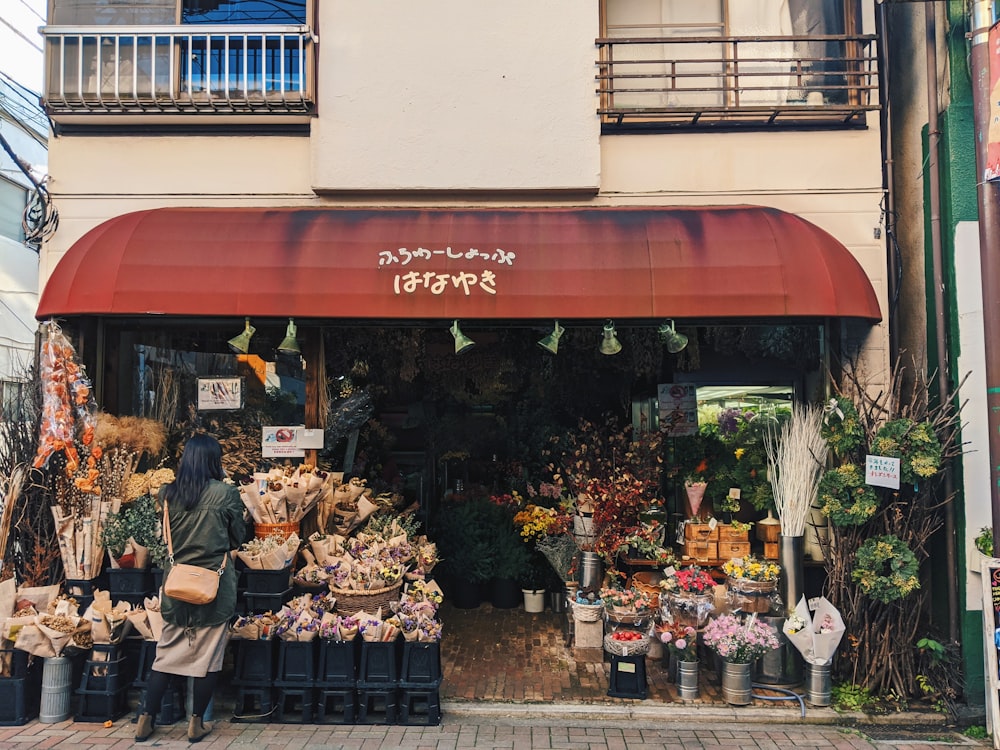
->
[75,687,130,723]
[78,645,129,694]
[398,687,441,726]
[356,687,397,725]
[232,639,276,684]
[243,567,293,594]
[400,641,441,686]
[133,641,157,687]
[317,639,358,685]
[275,640,317,685]
[358,640,400,686]
[64,578,98,613]
[105,567,154,596]
[244,588,294,614]
[0,656,42,727]
[232,686,274,723]
[315,687,356,724]
[275,686,314,723]
[607,654,647,699]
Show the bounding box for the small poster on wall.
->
[658,383,698,436]
[261,427,324,458]
[197,377,243,411]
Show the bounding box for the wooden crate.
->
[717,541,752,560]
[717,525,748,543]
[684,523,719,542]
[683,540,717,563]
[756,522,781,543]
[763,541,779,559]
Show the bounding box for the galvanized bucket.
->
[805,662,832,706]
[722,661,752,705]
[677,659,700,700]
[39,656,72,723]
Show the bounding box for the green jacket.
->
[160,479,246,628]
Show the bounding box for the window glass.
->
[51,1,176,25]
[0,180,27,244]
[182,0,307,24]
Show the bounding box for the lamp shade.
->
[278,318,301,355]
[658,320,688,353]
[450,320,475,355]
[227,317,256,354]
[537,321,565,354]
[599,322,622,356]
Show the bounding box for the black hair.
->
[161,433,225,511]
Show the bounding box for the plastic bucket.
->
[39,656,72,723]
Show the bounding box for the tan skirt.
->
[152,622,230,678]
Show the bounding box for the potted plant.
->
[721,555,781,614]
[659,565,717,629]
[657,620,700,699]
[488,505,530,609]
[519,551,550,613]
[703,613,781,705]
[430,497,495,608]
[100,493,166,598]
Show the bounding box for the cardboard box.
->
[717,525,749,543]
[684,523,719,542]
[717,541,752,560]
[683,540,718,562]
[763,541,779,559]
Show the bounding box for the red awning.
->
[36,206,881,322]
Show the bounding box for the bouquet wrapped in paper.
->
[239,465,336,525]
[237,533,300,570]
[230,612,280,640]
[15,596,89,658]
[783,596,846,666]
[85,590,134,644]
[325,528,412,593]
[329,478,378,535]
[356,609,398,643]
[318,613,358,641]
[308,532,347,565]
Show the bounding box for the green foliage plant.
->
[852,534,920,603]
[817,463,879,526]
[831,682,873,713]
[976,526,994,557]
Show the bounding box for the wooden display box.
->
[717,525,748,543]
[683,540,717,562]
[717,541,752,560]
[756,522,781,543]
[684,523,719,542]
[763,541,779,559]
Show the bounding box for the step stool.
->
[232,686,274,722]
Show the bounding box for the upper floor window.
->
[598,0,877,129]
[45,0,314,118]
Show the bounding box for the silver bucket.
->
[805,662,832,706]
[677,659,700,700]
[721,661,752,705]
[578,551,603,591]
[39,655,73,723]
[549,590,567,613]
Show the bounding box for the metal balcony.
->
[42,24,315,118]
[596,34,879,128]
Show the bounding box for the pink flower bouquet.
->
[703,613,780,664]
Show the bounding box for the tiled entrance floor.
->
[437,600,805,709]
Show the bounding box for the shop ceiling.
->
[36,206,881,323]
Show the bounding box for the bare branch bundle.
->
[764,403,828,537]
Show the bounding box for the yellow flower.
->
[734,448,746,460]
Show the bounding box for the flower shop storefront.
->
[16,203,896,723]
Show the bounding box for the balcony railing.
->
[42,25,315,116]
[596,33,879,127]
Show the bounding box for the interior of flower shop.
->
[0,312,958,724]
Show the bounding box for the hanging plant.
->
[816,463,879,527]
[870,418,942,485]
[852,535,920,603]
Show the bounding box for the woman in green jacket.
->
[136,433,246,743]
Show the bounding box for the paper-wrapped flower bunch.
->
[310,521,416,593]
[239,464,336,526]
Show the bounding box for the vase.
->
[721,661,752,705]
[677,659,700,700]
[753,614,803,688]
[577,551,603,591]
[684,482,707,518]
[490,577,522,609]
[573,511,596,550]
[778,534,805,615]
[523,589,545,613]
[662,590,715,629]
[726,577,778,614]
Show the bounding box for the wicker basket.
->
[571,601,604,622]
[605,608,652,626]
[604,632,651,657]
[254,521,300,541]
[331,580,404,615]
[630,571,662,610]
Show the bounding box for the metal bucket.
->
[549,590,567,613]
[805,662,832,706]
[578,551,603,591]
[677,659,700,700]
[39,655,72,723]
[721,661,752,705]
[752,615,803,687]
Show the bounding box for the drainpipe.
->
[968,1,1000,559]
[923,0,959,645]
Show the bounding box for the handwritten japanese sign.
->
[378,246,515,298]
[865,454,901,490]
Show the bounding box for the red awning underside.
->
[36,206,881,321]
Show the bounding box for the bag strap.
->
[163,498,227,575]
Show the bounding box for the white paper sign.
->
[262,426,306,458]
[865,454,901,489]
[197,377,243,411]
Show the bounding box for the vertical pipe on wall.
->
[924,0,960,645]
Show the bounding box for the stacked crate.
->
[398,641,442,725]
[74,644,130,722]
[315,638,358,723]
[356,639,401,724]
[0,649,42,726]
[682,522,718,562]
[716,525,751,560]
[274,639,317,722]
